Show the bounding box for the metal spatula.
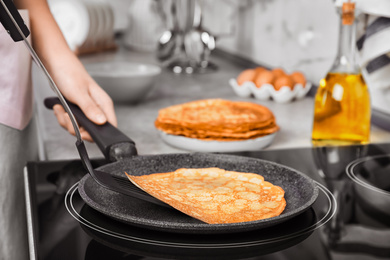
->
[0,0,170,208]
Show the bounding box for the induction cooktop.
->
[24,143,390,260]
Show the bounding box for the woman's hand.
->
[16,0,117,141]
[50,57,117,142]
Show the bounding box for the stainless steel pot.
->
[346,154,390,227]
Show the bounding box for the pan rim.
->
[78,152,319,234]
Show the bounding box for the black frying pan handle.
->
[0,0,30,42]
[44,97,138,162]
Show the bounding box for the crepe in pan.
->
[125,168,286,224]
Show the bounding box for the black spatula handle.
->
[0,0,30,42]
[44,97,137,161]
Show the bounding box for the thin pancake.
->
[155,99,272,124]
[156,99,276,128]
[155,99,279,141]
[155,121,279,140]
[126,168,286,224]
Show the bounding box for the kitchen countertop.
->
[33,46,390,161]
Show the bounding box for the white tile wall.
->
[202,0,340,84]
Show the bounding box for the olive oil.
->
[312,72,370,145]
[311,1,371,146]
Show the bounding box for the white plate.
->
[48,0,90,51]
[92,1,105,45]
[158,131,277,152]
[97,0,113,45]
[84,1,99,48]
[104,1,115,39]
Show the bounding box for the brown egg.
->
[274,75,294,90]
[255,67,266,75]
[290,71,306,87]
[237,69,257,85]
[271,68,286,78]
[254,70,275,88]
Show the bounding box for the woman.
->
[0,0,117,259]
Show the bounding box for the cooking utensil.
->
[183,0,217,73]
[184,0,213,65]
[158,0,204,74]
[173,0,195,33]
[157,0,179,62]
[0,0,29,41]
[0,0,170,208]
[157,30,177,61]
[346,154,390,226]
[183,0,202,65]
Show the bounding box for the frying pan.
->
[45,97,319,234]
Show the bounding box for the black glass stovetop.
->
[24,143,390,260]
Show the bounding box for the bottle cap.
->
[342,1,355,25]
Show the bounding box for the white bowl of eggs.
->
[229,67,312,103]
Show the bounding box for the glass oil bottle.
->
[311,1,371,146]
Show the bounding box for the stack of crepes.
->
[154,99,279,141]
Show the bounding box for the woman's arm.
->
[15,0,117,141]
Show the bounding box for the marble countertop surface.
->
[33,47,390,161]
